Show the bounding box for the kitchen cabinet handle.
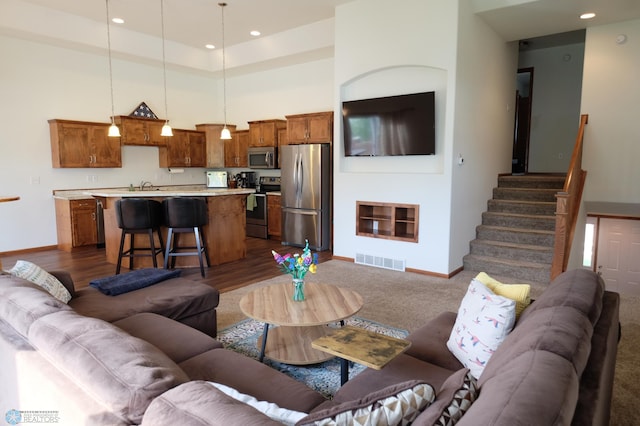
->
[89,155,93,164]
[91,212,96,220]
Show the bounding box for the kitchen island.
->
[84,186,255,270]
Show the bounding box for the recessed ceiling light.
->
[580,12,596,20]
[112,17,124,24]
[205,44,215,49]
[250,30,261,37]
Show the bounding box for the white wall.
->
[567,18,640,269]
[449,0,518,271]
[519,43,585,172]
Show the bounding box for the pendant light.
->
[219,2,232,140]
[105,0,120,137]
[160,0,173,137]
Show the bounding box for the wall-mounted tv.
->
[342,91,435,157]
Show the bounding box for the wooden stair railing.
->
[551,114,588,280]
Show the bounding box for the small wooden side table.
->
[312,325,411,385]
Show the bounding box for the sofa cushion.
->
[28,310,189,425]
[297,380,435,426]
[113,313,223,363]
[474,272,531,318]
[0,274,71,337]
[446,279,516,379]
[333,353,456,404]
[412,368,478,426]
[179,348,327,413]
[479,304,594,385]
[210,381,307,425]
[141,381,284,426]
[7,260,72,303]
[456,350,580,426]
[69,278,219,337]
[518,268,604,326]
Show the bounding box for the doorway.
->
[589,217,640,296]
[512,67,533,174]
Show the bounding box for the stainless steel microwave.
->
[247,147,277,169]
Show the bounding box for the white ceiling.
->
[7,0,640,66]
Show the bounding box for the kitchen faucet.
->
[139,181,153,191]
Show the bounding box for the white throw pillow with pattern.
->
[9,260,72,303]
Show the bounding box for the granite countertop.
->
[53,186,255,200]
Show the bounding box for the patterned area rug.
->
[217,317,408,398]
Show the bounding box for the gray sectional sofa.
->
[0,268,619,425]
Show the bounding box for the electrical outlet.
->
[372,220,379,233]
[30,176,40,184]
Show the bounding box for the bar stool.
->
[114,198,165,274]
[162,197,210,277]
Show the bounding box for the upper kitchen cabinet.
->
[248,119,286,147]
[113,116,166,146]
[49,119,121,168]
[285,111,333,145]
[196,123,238,168]
[226,129,249,167]
[159,129,206,168]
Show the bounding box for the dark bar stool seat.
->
[114,198,165,274]
[162,197,210,277]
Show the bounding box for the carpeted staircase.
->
[463,174,566,284]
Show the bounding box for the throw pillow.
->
[412,368,478,426]
[474,272,531,318]
[8,260,72,303]
[296,380,435,426]
[446,279,516,379]
[208,382,307,426]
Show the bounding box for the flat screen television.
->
[342,91,435,157]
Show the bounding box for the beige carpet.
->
[217,260,640,426]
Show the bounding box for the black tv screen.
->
[342,91,435,157]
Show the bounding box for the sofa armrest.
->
[48,270,76,298]
[404,311,464,371]
[141,381,284,426]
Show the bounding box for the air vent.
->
[355,253,405,272]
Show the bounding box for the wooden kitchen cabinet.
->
[113,116,166,146]
[225,129,249,167]
[55,198,98,251]
[159,129,206,167]
[196,123,237,168]
[267,193,282,240]
[49,119,121,168]
[285,111,333,144]
[248,119,286,147]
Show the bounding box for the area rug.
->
[217,316,409,398]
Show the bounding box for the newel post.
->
[551,193,569,281]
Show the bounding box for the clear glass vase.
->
[292,278,305,301]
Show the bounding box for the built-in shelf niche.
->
[356,201,419,243]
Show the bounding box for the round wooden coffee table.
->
[239,282,363,365]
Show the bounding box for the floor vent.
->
[355,253,406,272]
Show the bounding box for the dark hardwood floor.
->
[1,238,333,293]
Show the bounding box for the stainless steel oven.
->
[246,193,267,238]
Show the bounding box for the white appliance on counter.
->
[206,171,228,188]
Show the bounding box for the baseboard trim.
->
[0,245,58,257]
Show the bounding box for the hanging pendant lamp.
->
[160,0,173,137]
[105,0,120,137]
[219,2,232,140]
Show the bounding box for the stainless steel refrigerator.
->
[280,144,331,251]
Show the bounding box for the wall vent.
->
[355,253,406,272]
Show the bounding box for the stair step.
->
[463,254,551,283]
[493,187,559,202]
[476,225,555,247]
[469,239,554,264]
[482,211,556,231]
[488,199,556,215]
[498,174,565,189]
